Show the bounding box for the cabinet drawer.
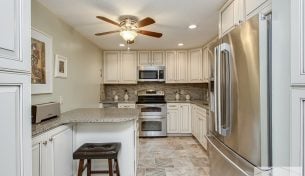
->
[167,104,179,109]
[118,103,136,108]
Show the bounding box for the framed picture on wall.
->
[31,28,53,94]
[54,55,68,78]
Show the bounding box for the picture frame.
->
[54,55,68,78]
[31,28,53,94]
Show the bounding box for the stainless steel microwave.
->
[138,65,165,82]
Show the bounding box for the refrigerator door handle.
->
[217,45,222,134]
[214,46,219,132]
[218,43,232,136]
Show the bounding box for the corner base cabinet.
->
[32,125,73,176]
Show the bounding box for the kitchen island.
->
[32,108,139,176]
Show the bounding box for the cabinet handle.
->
[43,141,48,145]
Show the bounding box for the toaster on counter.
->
[32,102,60,124]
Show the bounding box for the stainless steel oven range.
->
[137,90,167,137]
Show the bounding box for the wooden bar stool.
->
[73,143,121,176]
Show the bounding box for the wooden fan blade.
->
[138,30,162,38]
[95,30,120,36]
[137,17,155,28]
[96,16,120,27]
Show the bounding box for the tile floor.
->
[137,137,210,176]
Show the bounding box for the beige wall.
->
[31,0,103,112]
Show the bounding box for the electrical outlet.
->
[59,96,63,105]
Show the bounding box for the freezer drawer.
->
[207,135,255,176]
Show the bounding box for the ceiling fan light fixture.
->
[120,30,138,42]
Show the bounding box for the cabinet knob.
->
[49,137,54,142]
[43,141,47,145]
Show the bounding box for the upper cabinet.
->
[103,51,137,84]
[165,51,177,83]
[220,0,244,36]
[165,51,188,83]
[121,51,137,84]
[219,0,270,37]
[0,0,30,72]
[189,49,204,83]
[291,0,305,85]
[245,0,268,16]
[138,51,164,66]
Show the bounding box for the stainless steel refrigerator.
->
[207,14,272,176]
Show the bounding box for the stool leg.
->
[77,159,84,176]
[87,159,91,176]
[115,159,120,176]
[108,159,113,176]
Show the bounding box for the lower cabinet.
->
[191,105,208,150]
[167,103,191,133]
[32,125,73,176]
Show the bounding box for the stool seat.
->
[73,142,121,176]
[73,143,121,159]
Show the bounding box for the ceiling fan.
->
[94,15,162,44]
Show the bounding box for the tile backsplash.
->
[101,83,208,102]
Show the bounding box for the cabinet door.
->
[167,109,180,133]
[165,51,177,83]
[151,51,164,65]
[138,51,151,65]
[221,1,235,35]
[176,51,188,83]
[202,47,209,82]
[104,51,120,83]
[32,134,47,176]
[47,127,73,176]
[201,116,208,150]
[0,73,31,176]
[291,0,305,85]
[0,0,30,72]
[245,0,268,16]
[180,104,191,133]
[121,51,137,84]
[191,105,197,135]
[189,49,203,83]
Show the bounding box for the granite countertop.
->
[32,108,140,137]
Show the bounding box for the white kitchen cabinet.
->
[167,103,191,134]
[176,51,188,83]
[219,0,245,36]
[291,88,305,174]
[245,0,268,16]
[121,51,137,84]
[202,47,209,82]
[166,51,188,83]
[32,125,73,176]
[165,51,177,83]
[0,0,31,73]
[104,51,120,83]
[104,51,137,84]
[192,105,208,150]
[189,49,203,83]
[138,51,151,65]
[118,103,136,108]
[151,51,164,65]
[291,0,305,85]
[138,51,164,66]
[180,104,192,133]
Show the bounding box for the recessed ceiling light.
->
[119,43,125,47]
[188,24,197,29]
[178,43,184,46]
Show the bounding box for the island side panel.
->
[73,121,136,176]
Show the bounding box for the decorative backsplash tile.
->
[101,83,208,102]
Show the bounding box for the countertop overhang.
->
[32,108,140,137]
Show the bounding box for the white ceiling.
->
[37,0,226,50]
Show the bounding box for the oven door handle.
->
[139,116,167,119]
[137,104,166,108]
